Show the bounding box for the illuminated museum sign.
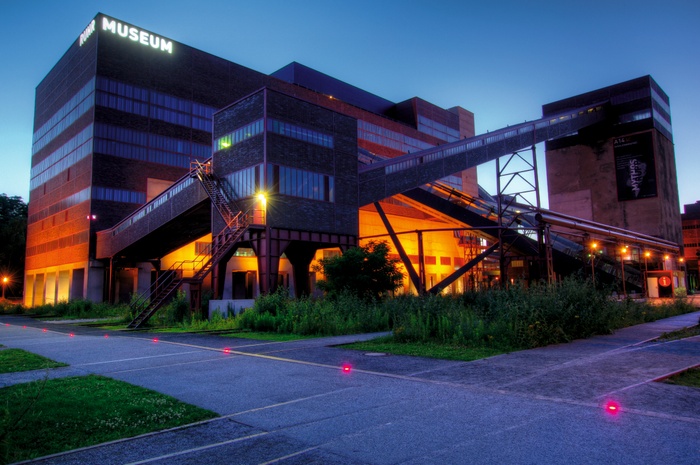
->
[79,20,96,46]
[80,16,173,54]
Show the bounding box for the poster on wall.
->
[614,132,657,201]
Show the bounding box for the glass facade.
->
[27,187,91,225]
[417,115,460,142]
[358,120,433,153]
[94,123,210,168]
[214,119,264,152]
[92,186,146,204]
[267,119,334,148]
[267,164,334,202]
[95,76,216,132]
[224,165,262,199]
[30,124,94,190]
[32,77,96,155]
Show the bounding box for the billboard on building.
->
[614,132,657,201]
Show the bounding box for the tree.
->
[0,194,28,298]
[314,240,404,301]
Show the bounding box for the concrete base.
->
[208,299,254,318]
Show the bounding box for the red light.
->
[605,401,621,415]
[223,348,231,354]
[153,337,159,343]
[104,334,109,338]
[341,363,352,374]
[42,328,47,332]
[4,323,9,326]
[69,333,74,338]
[23,326,26,329]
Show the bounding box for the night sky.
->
[1,0,698,209]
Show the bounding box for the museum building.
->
[25,14,684,314]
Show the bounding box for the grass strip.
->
[0,348,67,373]
[662,367,700,388]
[342,336,511,361]
[221,331,318,342]
[0,375,217,463]
[657,325,700,341]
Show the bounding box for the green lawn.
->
[342,336,511,361]
[0,375,217,464]
[663,367,700,388]
[0,348,67,373]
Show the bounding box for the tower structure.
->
[543,76,681,246]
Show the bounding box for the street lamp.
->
[1,277,7,300]
[590,242,598,285]
[643,251,651,297]
[620,246,628,298]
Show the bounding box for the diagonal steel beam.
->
[429,242,500,295]
[373,202,423,294]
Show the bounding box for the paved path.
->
[1,309,699,464]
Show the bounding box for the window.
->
[267,164,334,202]
[267,119,334,148]
[214,119,264,152]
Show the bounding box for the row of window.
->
[267,164,334,202]
[28,187,91,225]
[214,119,264,152]
[684,243,699,248]
[92,186,146,205]
[95,76,216,132]
[30,125,94,190]
[682,223,700,230]
[26,230,90,257]
[96,92,211,132]
[220,163,335,203]
[267,119,334,148]
[417,115,460,142]
[358,119,434,153]
[224,165,262,199]
[95,124,209,156]
[32,77,96,152]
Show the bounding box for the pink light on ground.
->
[341,363,352,374]
[605,401,621,415]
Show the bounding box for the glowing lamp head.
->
[69,333,74,338]
[2,277,7,284]
[223,348,231,354]
[257,193,266,206]
[153,337,159,343]
[341,363,352,374]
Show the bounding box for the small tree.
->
[314,240,404,302]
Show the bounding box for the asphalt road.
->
[1,309,699,465]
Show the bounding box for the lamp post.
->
[643,251,651,297]
[2,277,7,300]
[620,246,628,298]
[590,242,598,285]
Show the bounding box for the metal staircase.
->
[127,162,250,329]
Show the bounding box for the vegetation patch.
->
[341,336,509,361]
[662,367,700,388]
[0,375,217,464]
[0,348,67,374]
[220,331,318,342]
[656,324,700,341]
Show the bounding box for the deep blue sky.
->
[1,0,698,210]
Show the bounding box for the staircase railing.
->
[127,162,250,329]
